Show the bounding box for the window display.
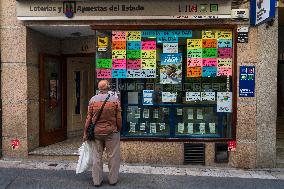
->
[95,29,234,139]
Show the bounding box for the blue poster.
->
[112,69,127,78]
[143,90,154,105]
[160,53,182,65]
[239,66,255,97]
[250,0,275,26]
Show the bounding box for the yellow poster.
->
[141,50,156,59]
[202,30,216,39]
[187,39,202,49]
[97,36,108,48]
[216,30,232,39]
[112,50,126,59]
[141,59,156,69]
[127,31,141,41]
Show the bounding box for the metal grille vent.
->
[184,143,205,165]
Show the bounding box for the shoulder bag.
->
[87,94,110,140]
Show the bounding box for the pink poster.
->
[217,67,232,76]
[141,41,156,50]
[96,69,112,78]
[112,31,126,41]
[202,58,217,67]
[187,58,202,67]
[218,48,232,58]
[112,59,126,69]
[127,59,141,69]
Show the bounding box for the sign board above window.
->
[17,0,232,20]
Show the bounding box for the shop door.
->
[39,54,67,146]
[67,57,95,136]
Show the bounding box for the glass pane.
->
[96,29,234,139]
[44,57,62,131]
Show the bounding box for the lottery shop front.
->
[95,28,236,140]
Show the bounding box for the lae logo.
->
[63,1,76,18]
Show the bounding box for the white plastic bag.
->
[76,141,94,174]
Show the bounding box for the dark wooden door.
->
[39,53,67,146]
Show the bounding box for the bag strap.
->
[93,94,111,125]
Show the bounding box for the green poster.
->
[202,48,217,58]
[96,58,112,68]
[127,50,141,59]
[187,49,202,58]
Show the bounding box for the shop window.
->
[95,29,234,139]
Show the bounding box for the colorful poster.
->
[96,58,112,68]
[239,66,255,97]
[127,50,141,59]
[202,66,217,77]
[217,67,232,76]
[141,59,156,69]
[202,58,217,67]
[187,66,202,77]
[202,39,217,48]
[187,39,202,49]
[218,39,232,48]
[218,48,232,58]
[187,49,202,58]
[201,92,215,101]
[217,30,232,39]
[96,69,112,78]
[202,48,217,58]
[141,50,156,59]
[187,123,194,134]
[126,31,141,41]
[217,58,232,67]
[186,92,201,101]
[160,53,182,65]
[162,92,177,102]
[217,92,232,112]
[112,31,126,41]
[163,43,178,53]
[97,36,108,48]
[157,30,178,43]
[160,53,182,84]
[112,59,126,69]
[127,69,156,78]
[178,123,185,133]
[141,30,156,37]
[112,50,126,59]
[187,58,202,67]
[172,30,192,37]
[143,90,154,105]
[202,30,216,39]
[112,41,126,50]
[127,41,141,50]
[127,59,141,69]
[112,69,127,78]
[141,41,156,50]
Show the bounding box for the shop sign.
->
[250,0,276,26]
[237,26,249,43]
[239,66,255,97]
[17,0,232,20]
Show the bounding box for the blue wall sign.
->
[239,66,255,97]
[250,0,276,26]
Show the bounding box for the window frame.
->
[93,24,237,142]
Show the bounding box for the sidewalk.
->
[0,159,284,180]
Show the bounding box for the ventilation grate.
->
[184,143,205,165]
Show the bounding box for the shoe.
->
[94,181,103,187]
[109,182,117,186]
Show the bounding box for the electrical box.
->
[231,9,249,20]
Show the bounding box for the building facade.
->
[0,0,279,168]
